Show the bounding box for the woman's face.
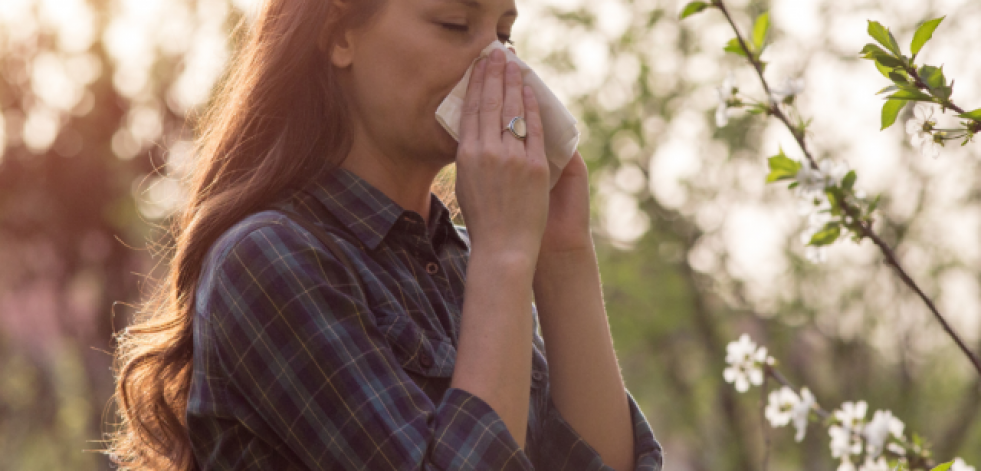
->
[331,0,518,167]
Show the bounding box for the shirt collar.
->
[305,167,468,252]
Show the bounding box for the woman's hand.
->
[501,46,592,257]
[454,48,550,263]
[537,150,593,257]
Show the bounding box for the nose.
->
[472,29,503,56]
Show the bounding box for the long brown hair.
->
[108,1,456,469]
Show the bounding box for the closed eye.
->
[439,23,514,45]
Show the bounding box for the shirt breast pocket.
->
[375,309,457,402]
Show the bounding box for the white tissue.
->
[436,41,580,189]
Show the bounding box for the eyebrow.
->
[448,0,519,19]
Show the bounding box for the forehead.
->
[430,0,519,18]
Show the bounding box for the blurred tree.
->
[0,0,244,468]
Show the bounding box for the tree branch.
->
[713,0,981,377]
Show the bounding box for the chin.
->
[433,123,460,160]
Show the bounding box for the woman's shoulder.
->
[195,204,353,314]
[195,209,290,310]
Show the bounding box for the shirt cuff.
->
[539,389,663,471]
[431,387,535,470]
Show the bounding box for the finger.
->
[502,60,526,152]
[479,48,507,144]
[459,58,487,143]
[522,85,547,167]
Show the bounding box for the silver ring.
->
[503,116,528,140]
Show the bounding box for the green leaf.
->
[809,223,842,246]
[867,20,901,56]
[881,99,906,130]
[680,1,711,19]
[876,85,899,95]
[868,194,881,213]
[919,65,946,90]
[938,83,953,102]
[874,53,905,69]
[788,181,800,190]
[911,16,945,56]
[827,190,842,216]
[887,89,933,102]
[888,71,908,84]
[842,171,857,190]
[930,463,953,471]
[957,108,981,121]
[874,60,895,79]
[859,43,889,59]
[724,38,748,57]
[767,154,802,183]
[752,12,770,50]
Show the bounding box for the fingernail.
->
[490,49,505,63]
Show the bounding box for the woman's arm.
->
[200,219,537,470]
[449,47,552,450]
[532,245,636,471]
[520,136,662,469]
[451,247,536,448]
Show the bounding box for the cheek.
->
[350,23,482,137]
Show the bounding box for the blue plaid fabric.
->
[187,167,663,470]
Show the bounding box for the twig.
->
[841,203,981,376]
[760,375,771,471]
[713,0,981,378]
[713,0,817,170]
[906,68,966,115]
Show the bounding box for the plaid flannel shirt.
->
[187,167,664,470]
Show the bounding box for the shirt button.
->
[532,371,544,382]
[425,262,439,275]
[419,352,433,368]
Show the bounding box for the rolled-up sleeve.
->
[206,221,534,470]
[537,389,663,471]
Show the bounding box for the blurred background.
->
[0,0,979,469]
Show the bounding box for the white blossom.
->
[723,334,773,393]
[794,159,849,263]
[830,401,867,461]
[795,163,828,195]
[906,104,944,159]
[920,132,944,159]
[837,459,858,471]
[864,410,905,458]
[765,386,799,427]
[792,387,815,442]
[906,104,936,147]
[886,443,906,456]
[829,425,862,459]
[800,206,833,263]
[858,457,891,471]
[835,401,868,432]
[716,74,738,127]
[952,458,977,471]
[804,245,828,264]
[819,159,849,187]
[795,159,849,196]
[771,77,805,103]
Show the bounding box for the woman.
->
[110,0,663,469]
